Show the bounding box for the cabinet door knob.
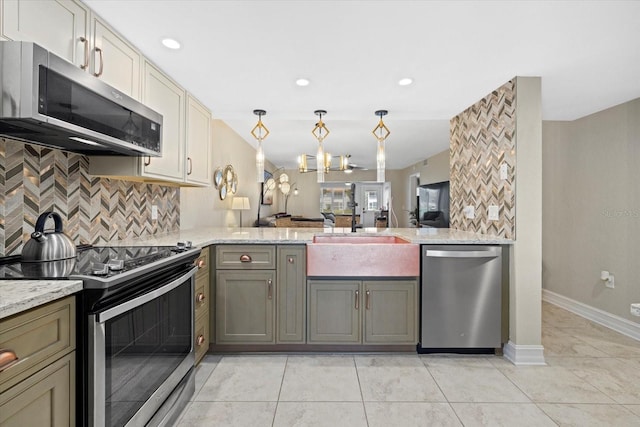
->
[196,258,206,269]
[196,335,205,346]
[240,254,252,262]
[267,279,273,299]
[79,36,89,70]
[93,46,104,77]
[355,289,360,310]
[196,292,205,303]
[288,257,294,264]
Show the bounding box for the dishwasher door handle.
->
[425,249,499,259]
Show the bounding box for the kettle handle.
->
[35,212,63,233]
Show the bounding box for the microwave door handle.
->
[96,266,197,323]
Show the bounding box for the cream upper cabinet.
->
[141,61,186,182]
[90,14,141,100]
[89,72,213,186]
[185,94,212,186]
[1,0,89,68]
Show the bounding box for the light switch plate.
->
[500,164,508,180]
[464,206,475,219]
[151,205,158,220]
[488,205,499,221]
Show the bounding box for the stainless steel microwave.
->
[0,41,162,156]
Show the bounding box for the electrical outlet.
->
[631,303,640,317]
[151,205,158,220]
[500,164,508,180]
[488,205,499,221]
[464,206,475,219]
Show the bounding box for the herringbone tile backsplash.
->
[450,79,516,239]
[0,138,180,256]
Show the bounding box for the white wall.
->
[542,97,640,322]
[181,120,277,228]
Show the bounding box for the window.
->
[320,185,353,214]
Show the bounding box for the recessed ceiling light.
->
[161,38,181,50]
[398,77,413,86]
[296,78,310,87]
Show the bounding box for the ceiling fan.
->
[342,154,367,174]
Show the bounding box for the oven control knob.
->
[91,263,109,276]
[108,259,124,271]
[185,241,193,249]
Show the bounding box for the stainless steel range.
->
[0,243,201,426]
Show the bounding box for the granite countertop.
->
[110,227,513,247]
[0,227,510,319]
[0,280,83,320]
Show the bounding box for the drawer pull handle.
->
[365,289,371,310]
[144,156,151,166]
[355,290,359,310]
[196,258,206,269]
[267,279,273,299]
[288,257,294,264]
[240,254,252,262]
[196,335,205,346]
[0,349,18,372]
[196,292,206,303]
[187,157,193,175]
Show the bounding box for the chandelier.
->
[372,110,390,182]
[311,110,330,183]
[251,109,269,183]
[297,153,349,173]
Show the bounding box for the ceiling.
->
[85,0,640,170]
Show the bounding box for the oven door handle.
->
[96,266,198,323]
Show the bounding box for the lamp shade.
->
[232,196,251,210]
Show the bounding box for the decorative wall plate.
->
[230,172,238,194]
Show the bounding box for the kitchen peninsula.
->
[1,227,510,319]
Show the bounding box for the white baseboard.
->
[542,289,640,341]
[503,341,546,365]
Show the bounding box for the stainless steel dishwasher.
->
[419,245,502,352]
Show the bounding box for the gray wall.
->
[542,98,640,322]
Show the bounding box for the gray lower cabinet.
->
[216,270,276,343]
[308,280,418,345]
[0,297,76,426]
[0,353,74,426]
[308,281,361,343]
[277,246,306,343]
[363,280,417,344]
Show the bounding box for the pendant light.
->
[251,109,269,183]
[372,110,390,182]
[311,110,330,183]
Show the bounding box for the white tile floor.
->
[176,302,640,426]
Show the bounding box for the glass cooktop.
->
[0,245,190,281]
